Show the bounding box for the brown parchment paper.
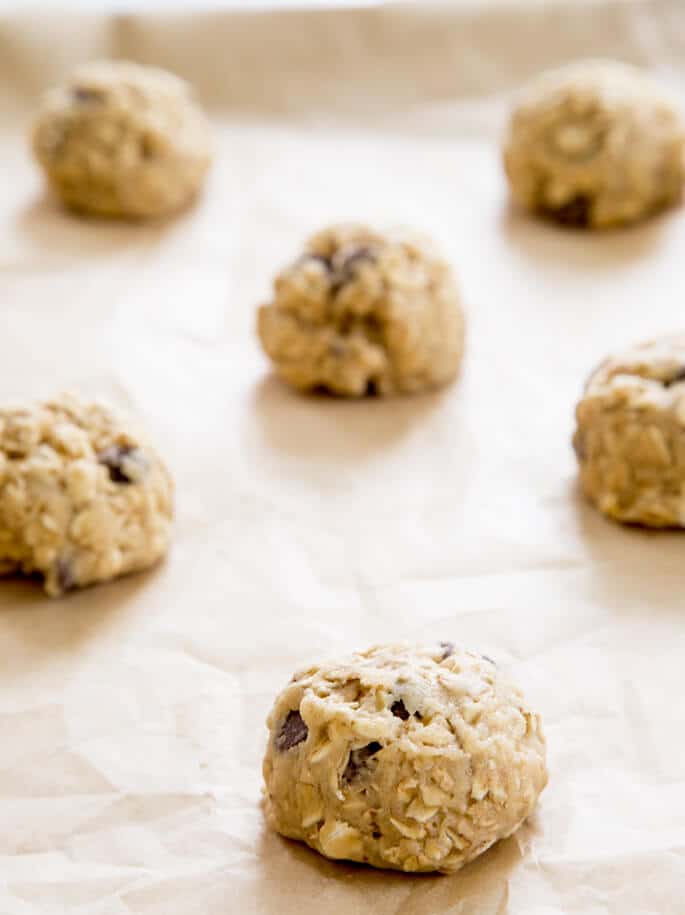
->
[1,2,684,913]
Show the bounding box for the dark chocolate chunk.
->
[56,558,75,594]
[663,367,685,387]
[342,741,382,782]
[97,445,143,484]
[438,641,455,661]
[338,246,375,273]
[275,710,308,751]
[72,86,105,103]
[391,699,410,721]
[543,195,591,228]
[308,384,336,397]
[331,245,376,294]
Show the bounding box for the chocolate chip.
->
[56,558,75,595]
[372,830,381,839]
[664,367,685,387]
[97,445,144,484]
[342,741,382,782]
[309,384,336,397]
[72,87,105,103]
[339,246,375,272]
[438,641,455,661]
[331,246,376,294]
[543,195,591,228]
[365,379,379,396]
[391,699,410,721]
[275,710,308,751]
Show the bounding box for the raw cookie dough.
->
[503,60,685,228]
[574,336,685,526]
[263,643,547,874]
[32,60,212,219]
[0,393,174,596]
[257,225,465,396]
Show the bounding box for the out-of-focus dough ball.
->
[503,60,685,228]
[574,336,685,526]
[32,60,212,219]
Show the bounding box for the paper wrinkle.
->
[1,3,685,914]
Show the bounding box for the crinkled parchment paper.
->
[0,2,684,912]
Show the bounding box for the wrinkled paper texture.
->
[1,2,684,912]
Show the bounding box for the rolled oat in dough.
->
[575,336,685,526]
[257,224,465,396]
[0,393,174,596]
[503,60,685,228]
[263,643,547,874]
[32,60,212,219]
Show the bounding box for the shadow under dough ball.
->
[574,336,685,526]
[0,393,174,596]
[263,643,547,874]
[257,224,465,396]
[32,60,212,219]
[503,59,685,229]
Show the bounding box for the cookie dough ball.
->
[574,337,685,526]
[263,643,547,874]
[257,225,465,396]
[0,393,174,596]
[503,60,685,228]
[32,60,212,219]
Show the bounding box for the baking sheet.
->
[1,2,684,913]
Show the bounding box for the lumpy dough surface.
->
[263,643,547,874]
[0,393,174,596]
[32,60,212,219]
[257,225,465,396]
[503,60,685,228]
[574,336,685,527]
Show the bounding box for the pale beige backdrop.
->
[1,2,684,913]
